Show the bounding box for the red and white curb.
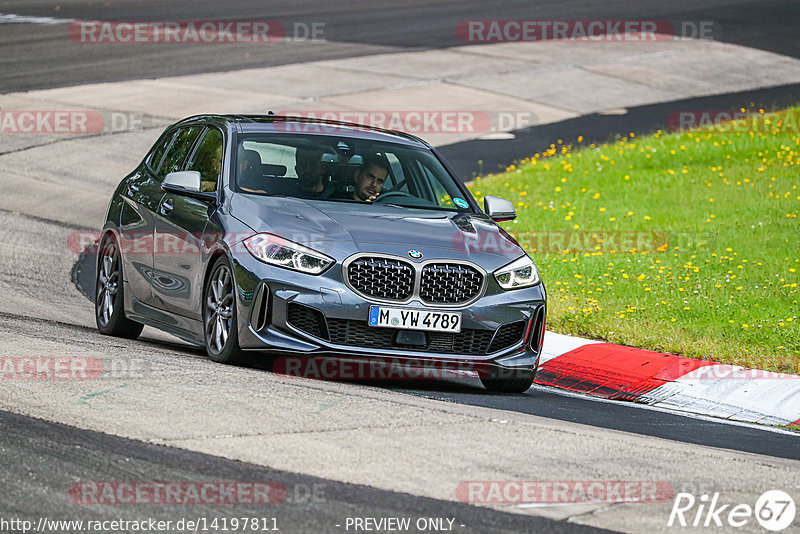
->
[536,332,800,427]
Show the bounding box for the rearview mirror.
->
[162,171,216,202]
[484,195,516,222]
[321,152,339,164]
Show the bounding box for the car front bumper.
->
[232,254,547,371]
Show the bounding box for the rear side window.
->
[187,128,224,193]
[147,130,176,174]
[158,126,202,178]
[242,141,295,176]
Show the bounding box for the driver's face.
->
[353,165,388,201]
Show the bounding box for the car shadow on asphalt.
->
[73,249,538,396]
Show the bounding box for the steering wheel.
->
[373,191,416,203]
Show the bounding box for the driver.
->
[349,153,390,202]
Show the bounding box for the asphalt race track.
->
[1,410,612,534]
[1,2,800,533]
[440,82,800,178]
[1,0,799,92]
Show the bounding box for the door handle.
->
[160,198,174,215]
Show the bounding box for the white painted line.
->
[539,330,600,365]
[0,13,75,25]
[641,364,800,426]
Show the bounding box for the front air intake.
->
[287,303,329,340]
[529,306,546,353]
[250,283,270,332]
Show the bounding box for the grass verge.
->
[469,107,800,373]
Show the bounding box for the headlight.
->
[243,234,334,275]
[494,255,540,289]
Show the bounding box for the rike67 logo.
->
[668,490,796,531]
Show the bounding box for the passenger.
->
[237,149,265,193]
[294,145,329,198]
[349,153,390,202]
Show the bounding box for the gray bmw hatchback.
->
[96,114,546,392]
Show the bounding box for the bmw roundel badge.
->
[408,250,423,259]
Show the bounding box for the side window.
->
[410,157,465,210]
[384,153,405,191]
[413,160,449,205]
[147,130,176,174]
[187,128,224,193]
[158,126,202,178]
[429,175,455,208]
[243,141,294,177]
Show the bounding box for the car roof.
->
[172,114,431,148]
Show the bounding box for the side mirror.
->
[162,171,216,202]
[163,170,201,192]
[484,195,516,222]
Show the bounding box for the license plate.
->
[368,306,461,333]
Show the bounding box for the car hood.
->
[230,194,525,268]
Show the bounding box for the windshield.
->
[233,133,473,212]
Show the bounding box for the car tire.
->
[480,366,536,393]
[95,235,144,339]
[203,256,248,365]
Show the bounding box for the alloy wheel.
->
[96,241,120,327]
[205,263,234,354]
